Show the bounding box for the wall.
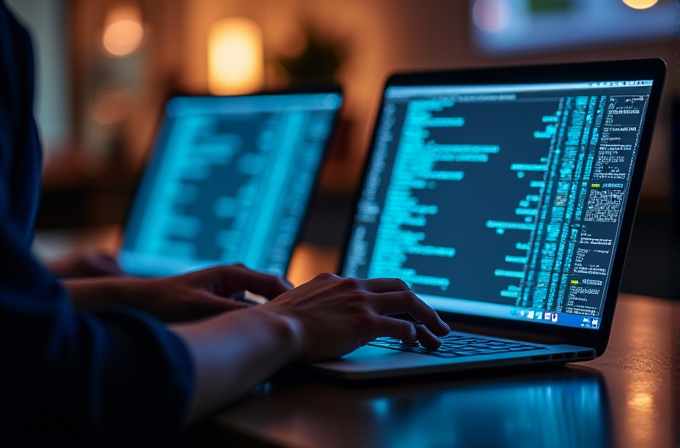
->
[6,0,70,153]
[175,0,675,201]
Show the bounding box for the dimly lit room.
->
[1,0,678,447]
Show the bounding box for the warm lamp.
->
[621,0,658,9]
[208,18,264,95]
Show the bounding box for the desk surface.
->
[208,293,678,448]
[31,230,679,448]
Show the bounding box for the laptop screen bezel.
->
[119,85,344,278]
[338,59,666,355]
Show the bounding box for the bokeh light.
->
[208,18,264,95]
[102,5,144,57]
[472,0,510,34]
[621,0,659,9]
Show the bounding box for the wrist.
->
[250,306,305,360]
[63,277,146,311]
[171,305,307,425]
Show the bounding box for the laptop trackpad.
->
[317,345,447,370]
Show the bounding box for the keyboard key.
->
[367,334,545,358]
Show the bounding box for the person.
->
[0,2,449,446]
[46,249,125,278]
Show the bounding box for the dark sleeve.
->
[0,250,195,446]
[0,3,194,446]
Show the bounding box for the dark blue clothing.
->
[0,3,193,445]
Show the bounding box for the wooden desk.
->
[207,294,678,448]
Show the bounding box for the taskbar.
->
[420,294,601,330]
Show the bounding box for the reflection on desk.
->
[362,371,607,448]
[213,368,608,448]
[209,294,676,448]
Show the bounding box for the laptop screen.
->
[120,91,342,277]
[342,78,655,330]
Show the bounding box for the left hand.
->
[64,264,293,322]
[47,250,125,278]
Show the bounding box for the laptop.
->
[313,59,666,379]
[118,89,343,279]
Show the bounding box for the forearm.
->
[170,307,302,426]
[62,278,142,311]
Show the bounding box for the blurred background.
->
[9,0,679,298]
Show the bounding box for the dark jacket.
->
[0,3,192,445]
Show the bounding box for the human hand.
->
[256,273,450,361]
[65,264,292,322]
[141,264,292,321]
[170,273,448,423]
[47,250,125,278]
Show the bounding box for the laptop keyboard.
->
[368,332,545,358]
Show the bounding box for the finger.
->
[209,265,292,299]
[371,291,450,336]
[372,315,418,343]
[385,312,416,322]
[359,277,412,294]
[372,316,441,350]
[414,323,442,350]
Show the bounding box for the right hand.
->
[256,273,450,361]
[171,272,450,424]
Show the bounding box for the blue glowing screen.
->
[342,80,654,329]
[120,92,342,277]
